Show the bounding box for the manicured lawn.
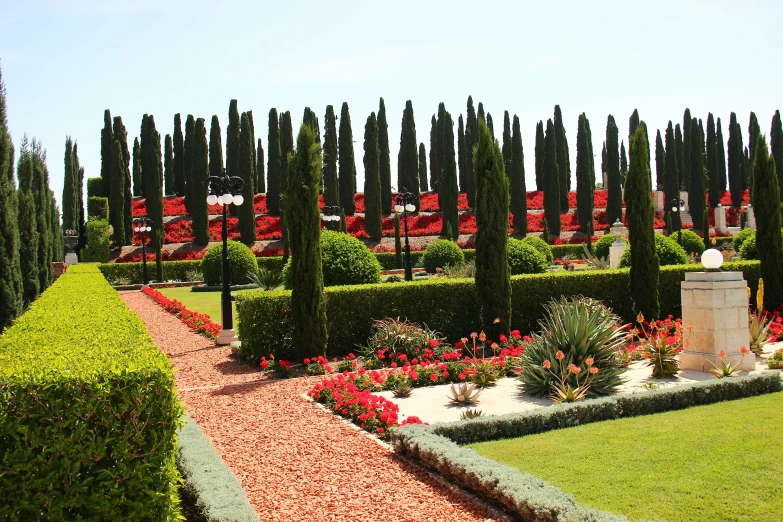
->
[158,286,259,325]
[467,391,783,522]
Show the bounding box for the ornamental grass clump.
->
[518,296,626,397]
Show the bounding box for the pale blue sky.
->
[2,0,781,205]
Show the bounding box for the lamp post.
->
[670,198,685,245]
[133,217,152,286]
[205,170,245,345]
[321,205,341,230]
[394,188,417,281]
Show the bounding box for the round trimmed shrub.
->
[740,235,758,260]
[619,233,689,268]
[283,230,382,288]
[594,233,627,260]
[420,239,465,273]
[520,236,553,262]
[733,228,756,253]
[200,240,258,285]
[676,229,706,257]
[507,238,548,275]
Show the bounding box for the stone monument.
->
[609,220,627,269]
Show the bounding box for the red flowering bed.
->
[142,286,221,340]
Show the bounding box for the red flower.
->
[429,374,438,382]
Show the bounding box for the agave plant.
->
[469,359,500,387]
[749,311,772,355]
[459,408,483,420]
[447,382,481,405]
[392,379,413,398]
[581,244,611,270]
[708,348,749,379]
[247,267,284,290]
[518,296,626,397]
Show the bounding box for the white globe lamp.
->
[701,248,723,272]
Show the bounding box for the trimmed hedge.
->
[98,257,285,285]
[81,219,110,262]
[87,176,105,199]
[507,238,548,275]
[87,196,109,220]
[0,265,183,520]
[235,261,760,362]
[391,373,781,522]
[551,243,590,259]
[521,235,553,262]
[619,233,688,267]
[177,413,259,522]
[420,239,465,272]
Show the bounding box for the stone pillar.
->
[680,190,689,212]
[680,271,754,372]
[714,206,727,235]
[654,191,664,212]
[609,242,625,269]
[65,252,79,266]
[746,205,756,229]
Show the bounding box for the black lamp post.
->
[670,198,685,245]
[394,188,417,281]
[133,217,152,286]
[321,205,341,230]
[205,169,245,345]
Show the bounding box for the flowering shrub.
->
[626,313,691,378]
[142,287,221,340]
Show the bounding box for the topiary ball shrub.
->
[201,240,258,285]
[594,233,627,260]
[676,229,706,257]
[520,236,553,263]
[738,232,783,261]
[507,238,548,275]
[619,233,688,267]
[420,239,465,273]
[283,230,382,289]
[733,228,756,253]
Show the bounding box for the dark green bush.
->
[87,176,105,199]
[619,234,688,267]
[676,229,706,256]
[740,235,758,260]
[421,239,465,272]
[81,219,110,262]
[733,228,756,252]
[87,196,109,221]
[201,240,258,285]
[520,235,553,262]
[507,238,548,275]
[99,260,202,284]
[594,233,626,260]
[550,244,586,259]
[0,265,183,521]
[376,250,424,270]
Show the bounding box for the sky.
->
[2,0,782,208]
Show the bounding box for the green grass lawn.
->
[158,286,259,326]
[467,391,783,522]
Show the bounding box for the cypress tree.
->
[141,115,164,281]
[363,112,382,242]
[429,114,439,193]
[302,107,321,145]
[418,143,428,194]
[601,141,607,187]
[744,146,750,192]
[620,140,628,187]
[256,138,265,194]
[173,114,185,196]
[267,108,282,215]
[113,118,132,244]
[727,113,744,207]
[510,114,527,234]
[706,113,719,207]
[100,109,113,197]
[465,96,478,207]
[394,212,402,268]
[238,113,256,244]
[664,122,680,234]
[323,105,339,206]
[226,100,240,178]
[183,115,195,212]
[543,119,561,237]
[280,111,294,193]
[74,144,86,251]
[30,140,51,290]
[338,102,356,215]
[629,109,640,143]
[438,107,458,239]
[132,137,142,197]
[247,111,257,197]
[397,100,419,200]
[109,140,126,245]
[606,115,622,225]
[473,118,511,340]
[209,115,223,180]
[486,113,495,140]
[17,147,39,304]
[477,102,485,124]
[689,118,707,231]
[753,136,783,310]
[377,98,392,212]
[626,125,659,319]
[682,109,692,190]
[554,105,571,210]
[535,120,545,191]
[50,195,63,263]
[285,124,327,358]
[748,112,760,206]
[502,111,512,178]
[716,117,727,194]
[576,113,594,233]
[675,123,684,190]
[62,137,77,231]
[163,134,173,195]
[654,129,665,191]
[457,115,466,193]
[770,110,783,200]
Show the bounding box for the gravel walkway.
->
[120,290,506,521]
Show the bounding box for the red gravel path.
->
[120,291,506,522]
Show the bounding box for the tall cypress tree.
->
[429,114,440,193]
[173,114,185,196]
[247,111,256,197]
[477,102,485,124]
[418,143,428,195]
[629,109,640,143]
[465,96,478,207]
[132,137,142,197]
[689,118,707,231]
[675,123,684,190]
[770,110,783,200]
[474,118,511,340]
[238,113,256,244]
[543,119,560,237]
[457,115,466,192]
[664,122,680,234]
[753,136,783,310]
[486,113,495,140]
[112,118,132,244]
[163,134,173,196]
[682,109,692,191]
[363,112,382,242]
[397,100,419,199]
[510,114,527,234]
[716,117,727,194]
[226,100,240,178]
[626,124,659,319]
[256,138,265,194]
[267,108,282,215]
[74,144,86,251]
[606,115,622,225]
[50,195,62,263]
[727,112,744,207]
[323,105,339,206]
[338,102,356,215]
[377,98,392,212]
[620,140,628,187]
[576,113,594,233]
[502,111,512,178]
[109,140,126,245]
[554,105,571,210]
[30,140,51,290]
[438,107,458,239]
[17,147,39,304]
[100,109,113,197]
[285,124,327,358]
[62,137,77,231]
[183,115,195,213]
[654,130,665,191]
[601,142,607,187]
[192,118,210,245]
[280,111,294,194]
[748,112,760,206]
[706,113,719,207]
[141,115,164,280]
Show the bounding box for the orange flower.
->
[555,350,565,360]
[470,332,478,339]
[460,337,468,345]
[543,359,552,369]
[637,312,645,324]
[585,357,594,367]
[718,350,727,359]
[589,367,599,374]
[568,364,581,374]
[739,346,749,355]
[491,342,499,351]
[479,331,486,342]
[686,324,695,332]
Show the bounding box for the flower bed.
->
[142,287,221,340]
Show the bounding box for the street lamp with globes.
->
[670,198,685,246]
[394,188,417,281]
[133,216,152,286]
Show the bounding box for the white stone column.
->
[680,271,754,372]
[64,252,79,266]
[654,191,664,212]
[746,205,756,229]
[609,242,625,269]
[714,206,727,235]
[680,190,690,212]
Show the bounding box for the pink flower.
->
[499,334,508,343]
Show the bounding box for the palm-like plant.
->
[247,267,284,290]
[518,296,626,397]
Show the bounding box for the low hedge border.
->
[177,413,259,522]
[390,372,782,522]
[191,283,259,292]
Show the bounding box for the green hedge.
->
[88,196,109,220]
[235,261,760,362]
[81,219,110,262]
[99,259,201,284]
[550,243,586,258]
[0,265,183,520]
[390,373,781,522]
[87,176,105,199]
